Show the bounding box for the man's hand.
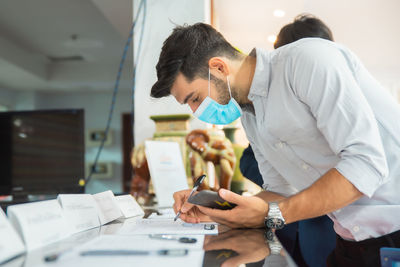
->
[172,189,212,223]
[197,189,268,228]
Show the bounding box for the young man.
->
[150,22,400,265]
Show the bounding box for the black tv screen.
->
[0,109,85,196]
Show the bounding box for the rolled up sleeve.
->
[291,43,388,197]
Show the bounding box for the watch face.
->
[266,218,285,230]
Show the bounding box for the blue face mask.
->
[193,69,242,125]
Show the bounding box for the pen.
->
[174,174,206,221]
[80,249,188,257]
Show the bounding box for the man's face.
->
[171,72,230,112]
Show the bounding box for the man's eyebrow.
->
[183,92,194,104]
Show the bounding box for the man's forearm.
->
[279,168,363,224]
[255,190,286,203]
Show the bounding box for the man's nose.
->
[189,103,200,113]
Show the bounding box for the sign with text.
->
[7,200,70,251]
[145,141,189,207]
[92,190,123,225]
[0,208,25,263]
[115,194,144,218]
[58,194,101,234]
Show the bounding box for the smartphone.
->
[188,190,236,210]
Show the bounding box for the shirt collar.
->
[247,47,271,101]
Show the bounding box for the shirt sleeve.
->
[249,140,298,197]
[290,41,388,197]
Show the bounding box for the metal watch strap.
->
[268,202,283,218]
[265,202,285,229]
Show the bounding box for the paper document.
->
[92,190,123,225]
[55,235,205,267]
[58,194,101,234]
[0,208,25,264]
[7,199,70,250]
[116,218,218,235]
[77,234,204,251]
[145,141,189,207]
[115,194,144,218]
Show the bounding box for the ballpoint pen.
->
[149,234,197,243]
[80,249,188,257]
[173,174,206,221]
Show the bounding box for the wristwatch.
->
[264,202,285,230]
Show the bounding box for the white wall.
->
[133,0,211,145]
[35,90,132,194]
[0,89,36,110]
[0,88,16,109]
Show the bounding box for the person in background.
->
[239,14,336,267]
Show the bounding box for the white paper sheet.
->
[0,208,25,264]
[54,235,205,267]
[7,199,70,251]
[147,208,176,220]
[58,194,101,234]
[145,141,189,207]
[92,190,123,225]
[76,234,204,251]
[115,194,144,218]
[116,218,218,235]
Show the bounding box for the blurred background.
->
[0,0,399,195]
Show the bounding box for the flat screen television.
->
[0,109,85,198]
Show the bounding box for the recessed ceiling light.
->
[63,34,104,49]
[273,9,285,17]
[268,35,277,43]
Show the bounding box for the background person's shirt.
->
[241,38,400,241]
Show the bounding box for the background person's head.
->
[150,23,243,112]
[274,14,333,49]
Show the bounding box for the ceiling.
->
[0,0,399,92]
[214,0,400,90]
[0,0,133,92]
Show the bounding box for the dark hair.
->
[151,23,240,98]
[274,14,333,49]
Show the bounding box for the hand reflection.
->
[203,229,270,267]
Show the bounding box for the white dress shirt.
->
[241,38,400,241]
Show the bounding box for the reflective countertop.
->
[1,217,297,267]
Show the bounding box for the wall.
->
[133,0,211,145]
[35,90,132,194]
[0,89,36,111]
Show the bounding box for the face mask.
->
[193,69,242,125]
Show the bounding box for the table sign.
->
[58,194,101,234]
[92,190,123,225]
[115,194,144,218]
[7,200,70,250]
[0,208,25,263]
[145,141,189,207]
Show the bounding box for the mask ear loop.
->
[208,68,211,96]
[227,75,233,98]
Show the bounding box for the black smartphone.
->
[188,190,237,210]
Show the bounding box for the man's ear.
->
[208,57,230,78]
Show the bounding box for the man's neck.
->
[231,53,257,111]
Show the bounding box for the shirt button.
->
[275,142,284,149]
[353,226,360,232]
[302,163,309,170]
